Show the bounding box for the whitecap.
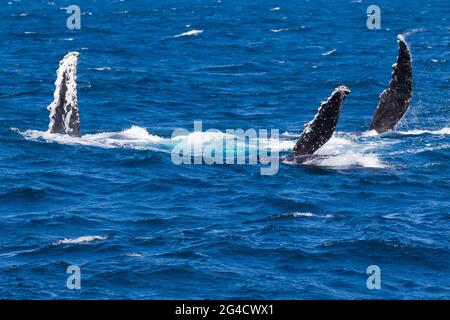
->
[173,29,203,38]
[321,49,336,56]
[292,212,314,217]
[397,127,450,135]
[91,67,111,71]
[54,235,107,245]
[292,212,335,219]
[275,212,335,219]
[127,252,142,257]
[270,28,289,33]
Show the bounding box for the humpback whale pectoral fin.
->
[291,86,350,157]
[47,51,81,137]
[369,34,413,134]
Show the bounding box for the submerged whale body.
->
[289,34,413,161]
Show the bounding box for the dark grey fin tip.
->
[291,85,350,157]
[369,34,413,134]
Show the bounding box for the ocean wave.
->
[318,239,448,267]
[402,144,450,155]
[321,49,336,56]
[0,187,47,201]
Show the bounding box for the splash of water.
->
[15,127,392,169]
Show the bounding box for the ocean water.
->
[0,0,449,299]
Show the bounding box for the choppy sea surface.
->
[0,0,449,299]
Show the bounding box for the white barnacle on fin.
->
[304,123,312,134]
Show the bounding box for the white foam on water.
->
[270,28,289,33]
[281,131,298,138]
[317,135,386,168]
[18,126,164,150]
[260,138,294,152]
[396,127,450,135]
[17,127,388,168]
[171,130,230,145]
[127,252,143,257]
[392,143,450,155]
[171,131,294,153]
[362,130,379,137]
[305,152,385,168]
[54,235,107,245]
[282,133,387,169]
[173,29,203,38]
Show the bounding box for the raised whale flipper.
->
[291,86,350,156]
[47,52,81,137]
[369,35,413,134]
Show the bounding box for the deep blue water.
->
[0,0,449,299]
